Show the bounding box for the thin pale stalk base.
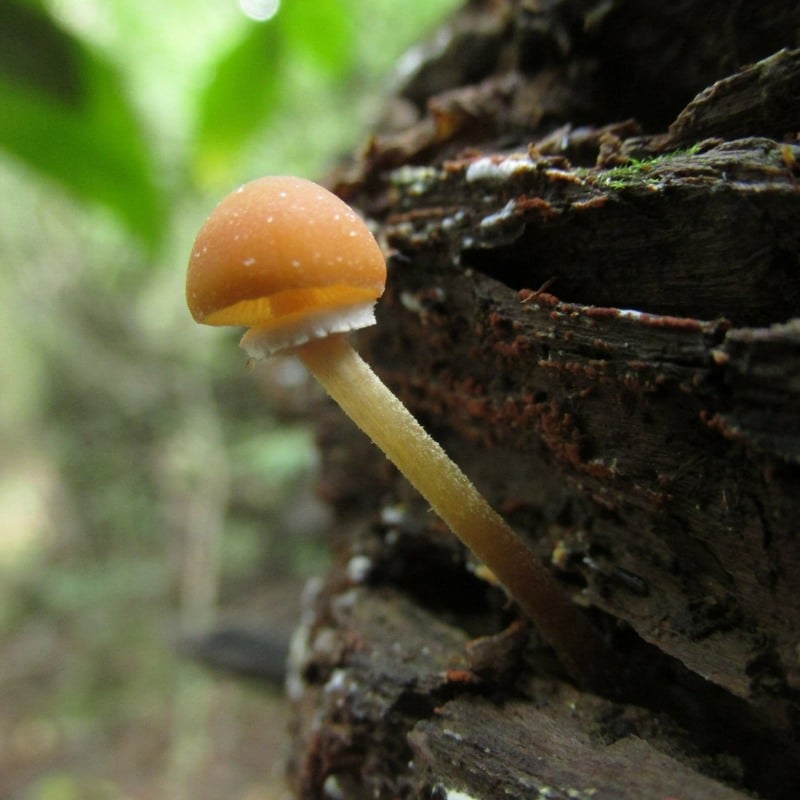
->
[297,333,613,690]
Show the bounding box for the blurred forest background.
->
[0,1,461,797]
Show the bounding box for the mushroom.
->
[186,176,610,689]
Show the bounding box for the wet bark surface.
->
[286,2,800,798]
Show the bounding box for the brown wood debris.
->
[289,1,800,798]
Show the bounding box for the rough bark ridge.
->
[287,2,800,798]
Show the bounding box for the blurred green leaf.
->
[192,21,283,186]
[0,0,82,103]
[279,0,354,76]
[231,426,315,489]
[0,2,166,253]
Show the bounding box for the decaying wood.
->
[285,1,800,798]
[290,584,758,800]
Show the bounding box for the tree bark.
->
[286,2,800,798]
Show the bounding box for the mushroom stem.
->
[296,332,610,689]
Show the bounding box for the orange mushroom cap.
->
[187,176,387,355]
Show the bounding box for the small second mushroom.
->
[186,176,611,690]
